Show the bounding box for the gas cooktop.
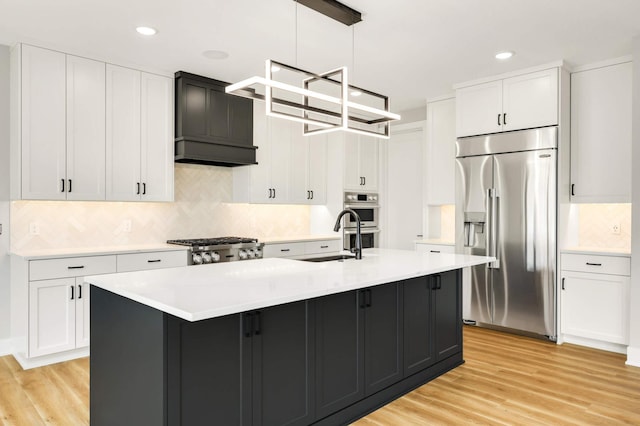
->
[167,237,264,265]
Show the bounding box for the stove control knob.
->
[192,253,203,265]
[202,252,212,264]
[347,194,355,200]
[211,251,220,262]
[254,248,263,258]
[239,249,249,260]
[370,195,377,201]
[247,249,255,258]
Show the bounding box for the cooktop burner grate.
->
[167,237,258,247]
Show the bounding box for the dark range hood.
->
[174,71,257,167]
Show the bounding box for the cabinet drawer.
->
[415,243,456,254]
[30,255,117,281]
[304,239,341,255]
[561,253,630,276]
[117,250,188,273]
[263,242,305,258]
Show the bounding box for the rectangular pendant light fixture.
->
[226,60,401,139]
[294,0,362,26]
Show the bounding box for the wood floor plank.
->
[0,326,638,425]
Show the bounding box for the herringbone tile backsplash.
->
[577,204,631,250]
[11,164,310,252]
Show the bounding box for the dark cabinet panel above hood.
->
[175,71,256,167]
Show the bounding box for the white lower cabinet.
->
[415,243,455,254]
[17,249,188,366]
[263,238,342,259]
[560,253,630,349]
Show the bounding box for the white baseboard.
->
[12,347,89,370]
[0,338,12,356]
[626,346,640,367]
[561,334,627,354]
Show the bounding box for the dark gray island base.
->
[90,269,462,425]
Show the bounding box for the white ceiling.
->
[1,0,639,112]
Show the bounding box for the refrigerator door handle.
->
[488,188,500,269]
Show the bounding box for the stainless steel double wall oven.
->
[343,191,380,251]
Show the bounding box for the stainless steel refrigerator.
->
[456,127,557,340]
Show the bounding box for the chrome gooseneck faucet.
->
[334,208,362,259]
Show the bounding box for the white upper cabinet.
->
[570,61,632,203]
[106,65,174,201]
[12,44,173,202]
[234,101,328,204]
[344,134,379,191]
[426,98,456,205]
[66,54,106,201]
[140,72,174,202]
[16,45,107,201]
[456,68,558,137]
[19,44,66,200]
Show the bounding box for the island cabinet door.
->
[403,276,435,377]
[315,290,365,420]
[363,282,403,396]
[166,313,251,426]
[250,300,315,426]
[433,270,462,361]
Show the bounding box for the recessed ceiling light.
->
[136,26,157,36]
[495,51,514,60]
[202,50,229,60]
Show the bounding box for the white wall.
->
[0,44,11,353]
[628,37,640,367]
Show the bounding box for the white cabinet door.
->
[343,134,362,189]
[358,136,378,191]
[66,55,106,201]
[29,278,76,357]
[75,278,90,348]
[502,68,558,132]
[269,117,293,202]
[426,98,456,205]
[307,134,327,204]
[455,80,502,137]
[387,124,423,249]
[20,44,67,200]
[106,64,141,201]
[570,62,632,203]
[561,271,629,344]
[140,72,174,201]
[290,129,309,204]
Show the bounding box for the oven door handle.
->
[343,229,380,235]
[343,204,380,209]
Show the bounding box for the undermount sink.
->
[301,254,357,262]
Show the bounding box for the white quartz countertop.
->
[259,234,342,244]
[561,247,631,257]
[87,248,494,322]
[12,244,189,260]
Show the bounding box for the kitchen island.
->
[87,249,493,426]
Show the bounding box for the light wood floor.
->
[1,326,639,425]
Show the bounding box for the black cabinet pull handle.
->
[142,183,146,195]
[430,250,441,253]
[503,113,507,125]
[359,290,366,309]
[67,265,85,270]
[244,313,253,337]
[365,289,372,308]
[254,311,262,336]
[78,285,82,299]
[571,184,575,196]
[310,190,314,199]
[321,245,329,249]
[68,179,72,193]
[280,248,290,252]
[432,275,442,290]
[70,285,74,300]
[562,277,565,290]
[438,275,442,289]
[137,182,140,195]
[147,259,162,263]
[586,262,602,266]
[363,177,366,186]
[273,188,276,199]
[498,114,501,126]
[61,179,65,192]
